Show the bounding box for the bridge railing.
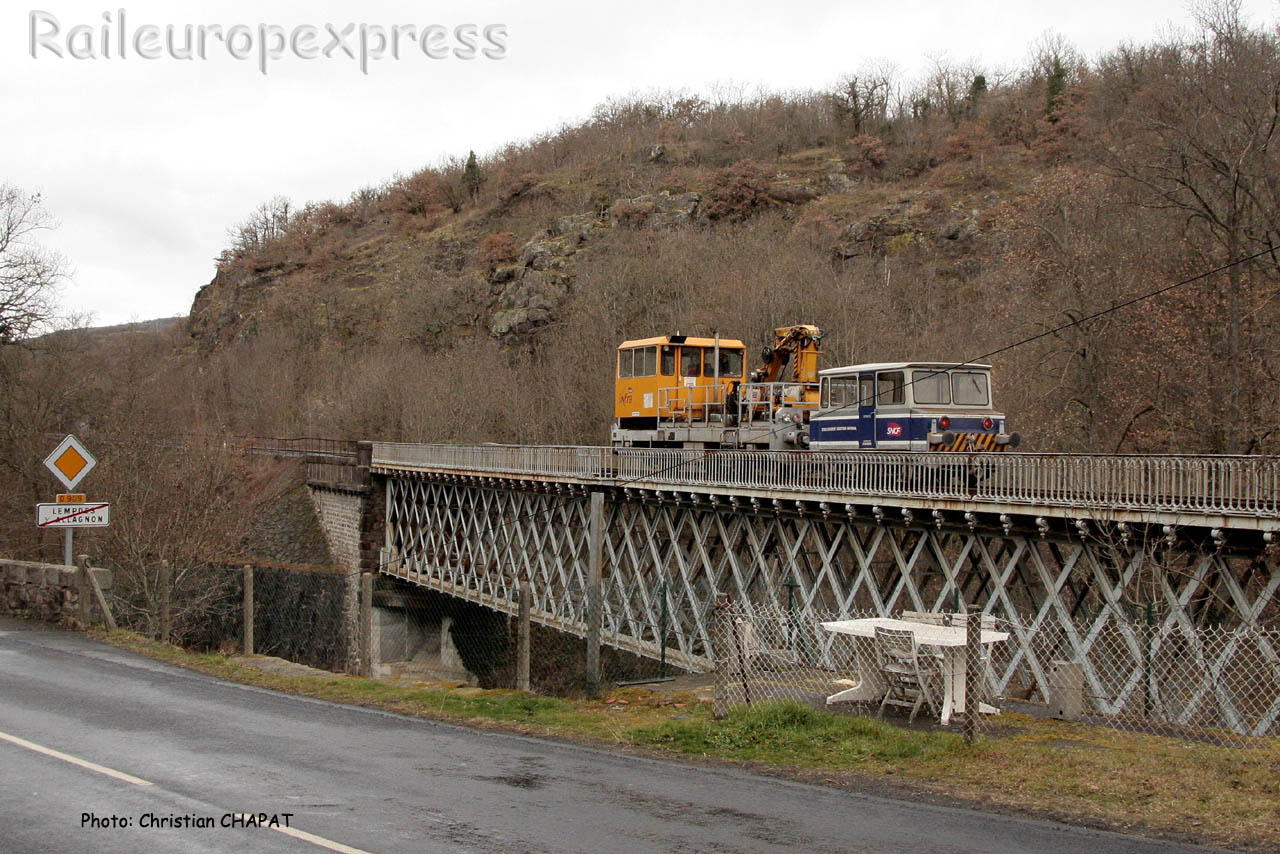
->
[981,453,1278,515]
[245,436,360,459]
[616,449,1279,516]
[373,442,613,480]
[370,443,1279,517]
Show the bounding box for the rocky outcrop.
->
[605,191,700,229]
[485,191,707,337]
[486,216,600,337]
[767,183,819,204]
[824,159,857,192]
[187,267,277,351]
[835,207,914,258]
[189,154,960,348]
[489,269,572,337]
[485,192,707,337]
[833,197,986,258]
[936,207,984,245]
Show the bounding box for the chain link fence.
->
[712,602,857,714]
[101,557,1278,747]
[991,616,1280,744]
[710,601,1280,747]
[105,562,356,671]
[104,561,700,696]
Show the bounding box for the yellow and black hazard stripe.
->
[929,432,1006,452]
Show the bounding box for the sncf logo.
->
[885,422,903,437]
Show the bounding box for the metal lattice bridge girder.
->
[379,457,1280,731]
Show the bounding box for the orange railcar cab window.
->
[614,336,747,423]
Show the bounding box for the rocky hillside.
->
[173,14,1277,456]
[3,11,1277,575]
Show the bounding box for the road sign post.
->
[40,435,104,566]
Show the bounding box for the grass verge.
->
[98,630,1279,852]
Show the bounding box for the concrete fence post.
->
[1048,661,1084,721]
[78,554,116,631]
[360,572,374,678]
[964,606,981,744]
[712,593,731,720]
[585,492,604,698]
[77,555,93,626]
[517,578,532,692]
[159,561,172,643]
[242,565,254,655]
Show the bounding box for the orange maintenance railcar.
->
[611,324,1020,452]
[612,328,826,450]
[612,334,748,447]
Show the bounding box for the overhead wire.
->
[377,246,1275,574]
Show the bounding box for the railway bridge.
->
[308,443,1277,676]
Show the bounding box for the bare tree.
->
[1028,32,1084,119]
[93,432,264,641]
[221,195,294,262]
[0,184,66,342]
[1096,1,1280,452]
[916,55,987,125]
[831,65,895,135]
[434,157,468,214]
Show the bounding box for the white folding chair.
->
[875,627,942,723]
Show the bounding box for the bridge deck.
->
[371,443,1280,533]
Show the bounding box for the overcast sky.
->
[3,0,1277,327]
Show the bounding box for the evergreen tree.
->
[462,150,484,201]
[1046,59,1068,120]
[967,74,987,116]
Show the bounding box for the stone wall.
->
[308,475,385,673]
[309,487,366,574]
[1,559,112,626]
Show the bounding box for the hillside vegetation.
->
[0,5,1277,566]
[185,12,1277,457]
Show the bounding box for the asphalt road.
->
[0,618,1226,854]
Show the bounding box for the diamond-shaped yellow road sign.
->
[44,435,96,491]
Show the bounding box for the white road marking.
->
[0,729,152,787]
[0,731,368,853]
[232,815,373,853]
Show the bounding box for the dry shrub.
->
[847,134,888,171]
[942,123,998,161]
[916,191,948,214]
[609,198,656,228]
[657,165,708,194]
[391,171,443,216]
[703,159,774,222]
[478,232,519,269]
[791,209,840,250]
[891,145,939,179]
